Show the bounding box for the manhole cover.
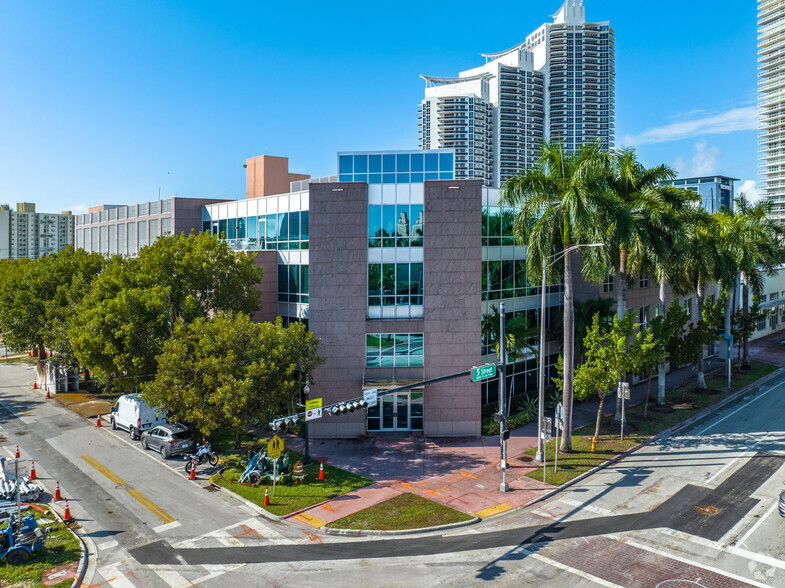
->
[204,485,219,492]
[695,505,720,516]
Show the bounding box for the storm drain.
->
[695,505,720,516]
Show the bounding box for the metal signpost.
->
[541,417,552,484]
[554,402,564,472]
[723,334,732,389]
[267,435,284,497]
[618,382,630,441]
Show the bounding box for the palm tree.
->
[728,195,784,367]
[500,140,621,452]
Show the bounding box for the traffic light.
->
[327,398,370,416]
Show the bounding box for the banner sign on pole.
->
[363,388,378,408]
[305,407,323,421]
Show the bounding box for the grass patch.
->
[0,356,40,365]
[207,427,372,517]
[0,505,82,588]
[524,360,777,486]
[325,493,473,531]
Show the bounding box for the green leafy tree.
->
[574,312,654,440]
[71,232,263,390]
[143,312,322,447]
[652,299,690,402]
[0,248,105,364]
[500,140,622,452]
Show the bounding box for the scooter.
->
[183,442,219,474]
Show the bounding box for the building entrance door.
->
[367,389,423,432]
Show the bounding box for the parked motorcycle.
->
[183,442,219,474]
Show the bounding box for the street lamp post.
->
[302,377,312,466]
[536,243,603,464]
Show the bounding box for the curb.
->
[207,476,287,523]
[323,515,481,537]
[45,494,95,588]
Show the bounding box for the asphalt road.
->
[2,362,785,587]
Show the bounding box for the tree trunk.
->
[696,279,706,390]
[742,272,751,368]
[617,249,628,320]
[724,288,732,385]
[594,391,606,440]
[644,375,652,419]
[560,247,575,453]
[614,249,628,423]
[234,428,241,449]
[657,280,667,406]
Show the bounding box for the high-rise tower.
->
[418,0,614,188]
[758,0,785,222]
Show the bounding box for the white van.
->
[109,394,167,440]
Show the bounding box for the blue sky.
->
[0,1,760,213]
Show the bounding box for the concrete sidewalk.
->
[284,333,785,530]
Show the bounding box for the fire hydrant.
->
[591,436,597,452]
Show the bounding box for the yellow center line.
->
[81,455,176,524]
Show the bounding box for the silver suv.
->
[140,424,196,459]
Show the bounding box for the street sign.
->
[2,459,26,480]
[305,398,323,410]
[542,417,553,441]
[363,388,378,408]
[305,407,323,421]
[617,381,630,400]
[267,435,284,459]
[555,402,565,430]
[471,364,496,382]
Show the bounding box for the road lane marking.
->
[153,520,182,533]
[96,565,136,588]
[693,378,785,436]
[474,503,512,518]
[81,455,176,524]
[728,545,785,572]
[736,500,779,547]
[96,539,118,551]
[512,545,622,588]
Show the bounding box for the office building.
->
[759,0,785,222]
[0,203,74,260]
[661,176,737,214]
[202,150,563,437]
[418,0,615,187]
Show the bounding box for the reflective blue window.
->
[397,173,409,183]
[369,155,382,173]
[411,153,424,172]
[425,172,439,181]
[289,211,300,241]
[397,154,410,172]
[354,155,368,173]
[411,173,423,183]
[425,153,438,172]
[439,172,453,180]
[369,173,381,184]
[300,211,309,241]
[383,173,395,184]
[266,214,277,241]
[247,217,257,239]
[339,156,353,174]
[383,154,395,173]
[354,174,368,183]
[439,152,453,171]
[339,174,352,182]
[278,213,288,241]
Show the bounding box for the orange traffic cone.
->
[63,499,71,521]
[33,380,37,390]
[96,414,102,427]
[318,462,324,481]
[29,461,36,480]
[54,481,62,501]
[189,461,196,480]
[263,487,270,507]
[14,445,19,459]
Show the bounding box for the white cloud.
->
[690,140,721,176]
[736,179,763,203]
[67,204,89,214]
[625,105,757,146]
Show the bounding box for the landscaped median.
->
[524,360,778,485]
[207,429,373,517]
